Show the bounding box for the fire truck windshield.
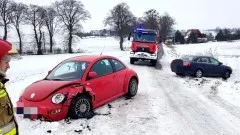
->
[132,32,156,43]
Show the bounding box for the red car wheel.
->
[69,95,92,119]
[127,78,138,97]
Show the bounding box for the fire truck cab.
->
[128,28,160,66]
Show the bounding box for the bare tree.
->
[10,2,28,54]
[236,29,240,38]
[104,3,135,50]
[26,5,46,55]
[215,27,221,33]
[55,0,90,53]
[0,0,14,40]
[131,17,143,31]
[158,12,176,42]
[43,6,57,53]
[142,9,160,30]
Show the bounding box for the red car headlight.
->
[51,93,66,104]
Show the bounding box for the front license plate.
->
[140,53,146,58]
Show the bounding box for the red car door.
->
[86,59,118,103]
[85,77,105,103]
[110,59,127,94]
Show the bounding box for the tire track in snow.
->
[107,63,160,135]
[211,96,240,119]
[126,63,194,135]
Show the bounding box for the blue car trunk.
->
[171,59,184,73]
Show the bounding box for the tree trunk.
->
[68,29,73,53]
[3,23,7,40]
[120,36,124,51]
[34,25,43,55]
[37,39,43,55]
[33,26,40,54]
[37,29,43,55]
[16,28,22,54]
[49,33,53,53]
[47,24,53,53]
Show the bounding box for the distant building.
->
[90,30,101,36]
[90,29,112,36]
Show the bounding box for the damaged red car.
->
[17,55,139,121]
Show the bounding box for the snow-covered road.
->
[118,60,240,135]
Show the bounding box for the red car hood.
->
[22,80,78,102]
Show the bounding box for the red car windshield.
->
[132,32,157,43]
[46,61,89,81]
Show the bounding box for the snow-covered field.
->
[5,37,240,135]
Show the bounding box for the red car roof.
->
[66,55,116,62]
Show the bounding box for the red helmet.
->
[0,39,12,60]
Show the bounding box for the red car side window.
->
[90,59,113,77]
[111,59,126,72]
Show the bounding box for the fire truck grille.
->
[136,47,150,52]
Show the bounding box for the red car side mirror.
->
[48,70,52,75]
[88,71,97,79]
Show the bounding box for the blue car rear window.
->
[182,56,196,61]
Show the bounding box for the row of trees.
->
[0,0,176,54]
[173,28,240,45]
[0,0,90,54]
[215,29,240,41]
[104,3,176,50]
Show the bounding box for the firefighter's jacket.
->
[0,74,18,135]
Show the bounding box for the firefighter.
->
[0,39,18,135]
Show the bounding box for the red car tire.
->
[127,78,138,97]
[69,95,92,119]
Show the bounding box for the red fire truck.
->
[128,28,161,66]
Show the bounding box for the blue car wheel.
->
[195,69,203,78]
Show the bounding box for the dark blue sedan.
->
[170,55,232,80]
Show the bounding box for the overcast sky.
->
[15,0,240,32]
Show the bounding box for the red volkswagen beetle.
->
[17,55,138,121]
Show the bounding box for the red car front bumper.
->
[16,97,70,121]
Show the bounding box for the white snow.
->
[4,37,240,135]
